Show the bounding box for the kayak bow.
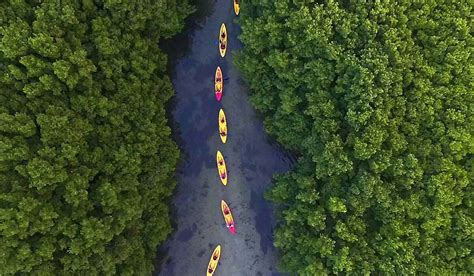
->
[234,0,240,15]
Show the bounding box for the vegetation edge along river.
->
[236,1,472,274]
[0,1,191,274]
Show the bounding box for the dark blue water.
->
[155,1,293,275]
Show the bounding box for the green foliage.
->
[0,0,191,274]
[237,0,473,274]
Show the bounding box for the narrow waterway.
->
[155,1,293,275]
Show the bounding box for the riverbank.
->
[154,0,293,275]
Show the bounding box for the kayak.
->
[218,109,227,143]
[215,67,223,101]
[216,151,227,185]
[221,200,236,234]
[234,0,240,15]
[207,245,221,276]
[219,23,227,58]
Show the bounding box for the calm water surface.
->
[155,1,293,275]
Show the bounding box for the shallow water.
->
[155,1,293,275]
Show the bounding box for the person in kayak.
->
[208,267,213,273]
[224,208,230,215]
[218,160,224,166]
[219,32,225,48]
[227,222,233,228]
[219,33,226,49]
[220,131,226,137]
[220,172,226,179]
[213,253,218,260]
[211,77,228,82]
[220,117,225,123]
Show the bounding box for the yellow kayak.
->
[219,109,227,144]
[221,200,236,234]
[219,23,227,58]
[215,67,223,101]
[234,0,240,15]
[207,245,221,276]
[216,151,228,185]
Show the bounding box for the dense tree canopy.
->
[0,0,190,274]
[237,0,472,274]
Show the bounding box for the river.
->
[155,0,293,275]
